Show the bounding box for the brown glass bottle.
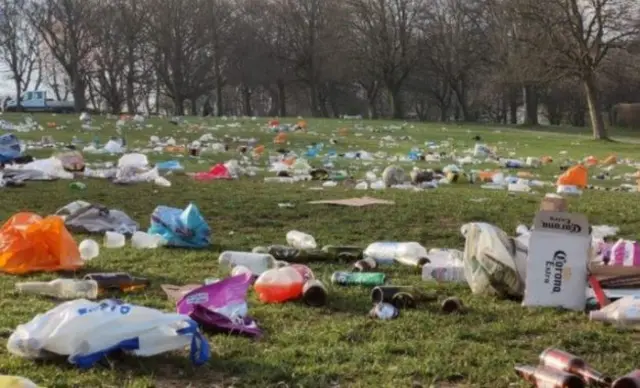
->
[613,370,640,388]
[515,365,585,388]
[83,273,150,293]
[539,348,611,387]
[353,258,377,272]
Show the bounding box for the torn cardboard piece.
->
[308,196,395,207]
[161,284,203,303]
[522,211,591,311]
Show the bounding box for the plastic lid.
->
[589,310,609,322]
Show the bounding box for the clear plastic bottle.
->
[16,279,99,299]
[254,266,304,303]
[218,251,276,276]
[590,296,640,326]
[363,242,428,266]
[286,230,317,250]
[78,239,100,261]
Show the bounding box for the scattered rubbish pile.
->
[3,115,640,385]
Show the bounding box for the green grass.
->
[1,113,640,387]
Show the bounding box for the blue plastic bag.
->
[0,133,21,163]
[148,203,211,249]
[156,160,184,172]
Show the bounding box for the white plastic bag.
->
[460,223,526,298]
[7,299,209,368]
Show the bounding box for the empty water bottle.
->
[364,242,428,266]
[16,279,99,299]
[218,251,276,276]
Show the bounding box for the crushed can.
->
[369,302,399,320]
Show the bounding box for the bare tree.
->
[0,0,41,108]
[30,0,99,111]
[346,0,425,119]
[509,0,640,139]
[146,0,217,115]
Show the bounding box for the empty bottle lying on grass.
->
[15,273,150,299]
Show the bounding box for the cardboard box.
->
[540,194,567,212]
[522,211,591,310]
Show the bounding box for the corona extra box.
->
[523,211,591,310]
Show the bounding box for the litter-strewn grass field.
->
[1,114,640,388]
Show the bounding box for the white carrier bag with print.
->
[7,299,210,368]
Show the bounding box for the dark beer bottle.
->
[353,258,377,272]
[83,273,150,293]
[612,370,640,388]
[539,348,611,387]
[515,365,585,388]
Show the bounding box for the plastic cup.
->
[131,231,163,249]
[104,231,126,248]
[79,239,100,261]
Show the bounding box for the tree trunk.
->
[242,85,252,116]
[173,96,185,116]
[277,80,286,117]
[72,76,87,112]
[215,82,223,116]
[190,99,197,116]
[439,105,449,122]
[388,87,404,119]
[509,88,518,124]
[584,73,607,139]
[523,84,538,126]
[368,101,378,119]
[14,80,21,111]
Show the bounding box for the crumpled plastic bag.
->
[194,164,232,181]
[0,133,22,163]
[177,273,261,338]
[460,222,527,298]
[148,203,210,249]
[7,299,209,368]
[0,213,82,274]
[53,150,85,172]
[55,201,138,235]
[0,375,39,388]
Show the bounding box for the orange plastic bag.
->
[274,133,287,144]
[557,164,588,188]
[0,213,82,274]
[585,156,598,166]
[541,156,553,164]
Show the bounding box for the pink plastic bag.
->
[177,273,261,337]
[610,239,640,266]
[194,164,232,181]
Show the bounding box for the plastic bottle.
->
[589,296,640,327]
[78,239,100,261]
[363,242,428,266]
[16,279,99,299]
[286,230,317,250]
[82,273,150,293]
[254,266,305,303]
[218,251,276,276]
[104,231,126,248]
